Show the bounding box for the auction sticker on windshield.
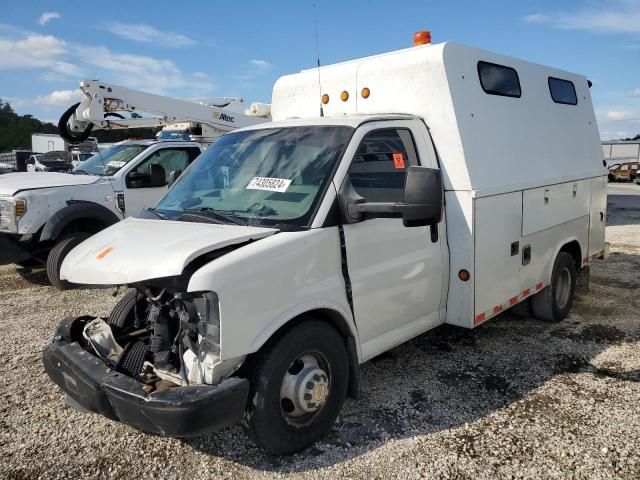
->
[246,177,292,192]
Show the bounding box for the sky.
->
[1,0,639,140]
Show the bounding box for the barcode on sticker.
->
[246,177,292,192]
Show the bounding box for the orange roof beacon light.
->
[413,30,431,46]
[340,91,349,102]
[361,87,371,99]
[321,94,330,105]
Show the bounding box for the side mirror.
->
[341,166,443,227]
[168,169,182,187]
[401,166,443,227]
[149,164,167,187]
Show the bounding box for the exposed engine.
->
[83,289,222,392]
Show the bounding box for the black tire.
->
[531,252,577,322]
[511,297,533,317]
[244,320,349,455]
[58,102,94,144]
[108,289,147,333]
[46,233,91,290]
[15,258,43,268]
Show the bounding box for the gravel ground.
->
[1,183,639,479]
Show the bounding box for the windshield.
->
[155,126,353,227]
[74,144,147,175]
[157,130,190,141]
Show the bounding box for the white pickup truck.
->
[0,140,203,287]
[43,35,607,454]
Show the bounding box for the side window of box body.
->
[477,61,522,98]
[548,77,578,105]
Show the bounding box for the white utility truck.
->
[0,81,269,288]
[43,34,607,454]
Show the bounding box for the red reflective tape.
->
[591,254,598,261]
[536,282,543,291]
[582,258,589,264]
[509,296,518,305]
[522,288,530,297]
[475,313,486,324]
[493,305,503,314]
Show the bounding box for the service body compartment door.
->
[337,121,445,361]
[522,180,590,236]
[588,176,607,259]
[473,192,523,322]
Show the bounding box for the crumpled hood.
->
[0,172,99,196]
[61,217,277,285]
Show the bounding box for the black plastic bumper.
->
[42,317,250,437]
[0,233,32,265]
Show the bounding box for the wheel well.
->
[239,308,360,399]
[560,240,582,269]
[59,218,107,237]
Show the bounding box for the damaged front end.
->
[42,287,249,437]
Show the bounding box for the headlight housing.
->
[0,198,27,233]
[180,291,222,384]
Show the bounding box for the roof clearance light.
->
[341,91,349,102]
[413,30,431,46]
[321,94,330,105]
[361,87,370,99]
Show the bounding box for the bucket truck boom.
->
[58,80,271,144]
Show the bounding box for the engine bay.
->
[82,288,224,393]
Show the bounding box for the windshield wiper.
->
[183,207,247,226]
[146,207,167,220]
[73,169,93,175]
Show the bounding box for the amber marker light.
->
[413,30,432,46]
[361,87,370,99]
[458,269,470,281]
[340,91,349,102]
[321,94,330,104]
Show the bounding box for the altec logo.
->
[213,112,235,123]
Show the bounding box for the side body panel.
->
[187,229,357,362]
[443,190,474,327]
[468,185,590,328]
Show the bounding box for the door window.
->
[128,148,192,187]
[347,128,419,203]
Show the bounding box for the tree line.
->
[0,99,159,153]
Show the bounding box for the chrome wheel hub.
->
[280,353,330,421]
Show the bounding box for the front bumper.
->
[42,316,250,437]
[0,233,32,265]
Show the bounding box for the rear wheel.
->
[46,233,91,290]
[531,252,577,322]
[244,320,349,455]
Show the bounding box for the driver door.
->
[338,121,445,360]
[123,147,199,216]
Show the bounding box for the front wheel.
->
[531,252,577,322]
[46,233,91,290]
[244,320,349,455]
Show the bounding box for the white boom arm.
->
[59,80,270,143]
